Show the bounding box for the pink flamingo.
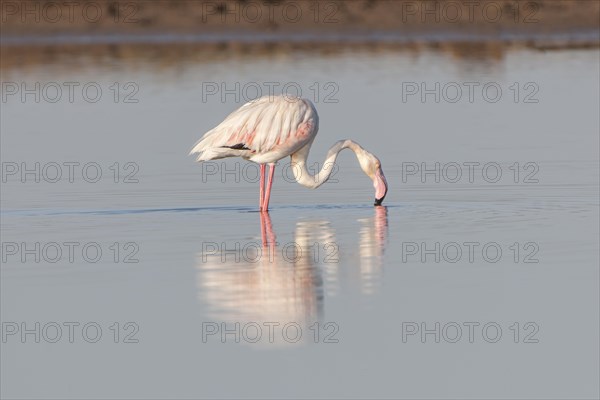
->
[190,95,388,211]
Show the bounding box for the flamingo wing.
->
[190,96,318,162]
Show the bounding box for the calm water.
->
[1,43,599,399]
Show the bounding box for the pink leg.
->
[260,209,267,246]
[259,212,276,248]
[259,164,265,211]
[262,164,275,212]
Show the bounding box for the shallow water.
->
[1,43,599,399]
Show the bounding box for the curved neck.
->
[290,139,365,189]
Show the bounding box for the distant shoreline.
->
[1,0,599,47]
[2,30,599,47]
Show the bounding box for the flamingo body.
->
[190,96,318,164]
[190,96,388,211]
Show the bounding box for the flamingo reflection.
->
[195,207,388,345]
[196,213,332,343]
[358,206,389,294]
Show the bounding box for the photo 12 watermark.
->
[399,1,540,24]
[1,82,140,104]
[401,82,540,103]
[402,321,540,343]
[2,321,140,343]
[200,1,340,24]
[1,1,541,27]
[202,241,339,264]
[198,160,339,184]
[201,81,339,104]
[2,242,140,264]
[1,161,140,183]
[202,321,339,344]
[401,241,540,264]
[401,162,539,184]
[1,1,140,24]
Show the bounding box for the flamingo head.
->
[357,150,388,206]
[373,166,388,206]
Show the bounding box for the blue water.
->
[1,43,599,399]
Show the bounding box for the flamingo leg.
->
[262,164,276,212]
[259,211,276,249]
[260,209,267,246]
[259,164,265,211]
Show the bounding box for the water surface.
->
[1,43,599,399]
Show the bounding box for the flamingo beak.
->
[373,167,388,206]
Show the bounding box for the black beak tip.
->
[374,198,384,206]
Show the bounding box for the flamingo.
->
[190,95,388,211]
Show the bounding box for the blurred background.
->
[1,0,599,66]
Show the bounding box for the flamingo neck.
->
[290,139,364,189]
